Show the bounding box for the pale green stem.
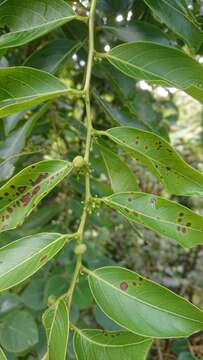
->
[66,0,97,308]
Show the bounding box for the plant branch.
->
[66,0,97,308]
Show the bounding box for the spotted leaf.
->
[73,328,152,360]
[0,160,73,232]
[88,266,203,338]
[100,127,203,196]
[102,192,203,248]
[0,0,76,50]
[0,232,69,291]
[43,299,69,360]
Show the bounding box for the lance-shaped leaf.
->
[0,232,69,292]
[102,21,170,45]
[0,160,72,232]
[88,266,203,338]
[98,142,138,193]
[43,299,69,360]
[0,0,76,50]
[0,348,7,360]
[143,0,203,52]
[0,67,69,118]
[24,39,80,74]
[73,328,152,360]
[102,192,203,248]
[100,127,203,196]
[105,42,203,103]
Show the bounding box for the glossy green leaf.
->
[0,348,7,360]
[0,310,38,353]
[88,266,203,338]
[24,39,79,74]
[143,0,203,51]
[43,299,69,360]
[0,67,68,118]
[0,160,72,232]
[0,0,76,50]
[102,21,170,45]
[98,142,138,192]
[101,127,203,196]
[105,42,203,103]
[0,232,69,291]
[103,192,203,248]
[73,328,152,360]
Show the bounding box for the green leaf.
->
[102,21,170,45]
[0,348,7,360]
[88,266,203,338]
[0,104,49,182]
[0,67,68,118]
[21,279,45,311]
[105,42,203,103]
[0,310,38,353]
[0,232,69,292]
[0,160,72,232]
[143,0,203,51]
[43,299,69,360]
[100,127,203,196]
[73,328,152,360]
[98,142,138,193]
[0,293,21,315]
[103,192,203,248]
[0,0,76,50]
[94,66,169,139]
[24,39,80,74]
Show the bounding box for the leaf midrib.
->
[104,197,203,234]
[0,233,67,287]
[75,328,151,349]
[0,15,76,43]
[89,270,203,325]
[106,132,203,191]
[107,51,202,92]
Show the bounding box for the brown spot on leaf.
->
[34,173,49,185]
[18,186,27,193]
[40,255,48,263]
[186,222,191,227]
[7,207,13,214]
[120,282,128,291]
[32,186,40,196]
[20,193,31,206]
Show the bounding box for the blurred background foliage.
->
[0,0,203,359]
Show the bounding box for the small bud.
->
[73,156,86,169]
[74,243,87,255]
[48,295,57,306]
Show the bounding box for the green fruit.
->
[74,244,87,255]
